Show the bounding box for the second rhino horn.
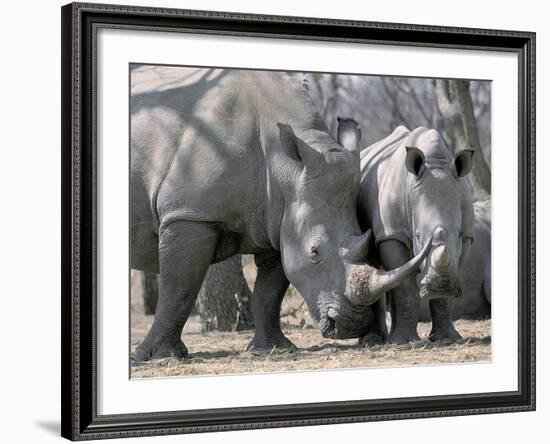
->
[344,235,433,307]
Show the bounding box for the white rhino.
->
[130,67,430,361]
[338,121,475,343]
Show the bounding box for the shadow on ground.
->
[130,317,492,378]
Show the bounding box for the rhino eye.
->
[310,246,322,264]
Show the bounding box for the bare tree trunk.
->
[196,255,254,332]
[433,79,491,201]
[455,81,492,198]
[141,272,159,315]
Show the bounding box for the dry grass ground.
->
[130,294,491,379]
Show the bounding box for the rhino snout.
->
[419,268,461,300]
[417,236,462,299]
[318,293,372,340]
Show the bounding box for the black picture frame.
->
[61,2,536,440]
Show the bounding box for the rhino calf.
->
[340,120,475,344]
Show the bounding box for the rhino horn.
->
[344,235,433,306]
[340,229,372,263]
[431,244,452,272]
[369,236,433,298]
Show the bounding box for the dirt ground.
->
[130,292,491,378]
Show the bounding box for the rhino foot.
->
[246,332,296,353]
[134,337,188,362]
[428,327,462,343]
[389,328,420,344]
[359,333,387,347]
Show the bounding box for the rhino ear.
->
[277,123,301,162]
[452,149,475,177]
[277,122,321,170]
[405,146,425,177]
[336,117,362,152]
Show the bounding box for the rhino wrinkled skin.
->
[130,67,429,361]
[351,123,475,343]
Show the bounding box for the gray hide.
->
[420,198,491,321]
[131,68,430,361]
[349,123,475,343]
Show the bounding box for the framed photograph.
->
[61,2,535,440]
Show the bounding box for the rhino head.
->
[273,121,432,339]
[404,128,474,300]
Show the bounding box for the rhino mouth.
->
[319,313,371,340]
[319,314,338,339]
[419,277,461,300]
[318,293,372,339]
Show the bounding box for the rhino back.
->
[358,126,411,248]
[130,66,326,267]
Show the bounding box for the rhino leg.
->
[379,240,421,344]
[246,252,295,352]
[418,298,432,322]
[428,298,462,342]
[134,220,219,362]
[359,297,389,346]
